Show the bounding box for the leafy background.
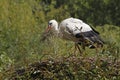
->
[0,0,120,79]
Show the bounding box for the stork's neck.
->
[53,21,59,33]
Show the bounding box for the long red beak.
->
[45,25,51,33]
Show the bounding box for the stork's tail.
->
[84,31,104,48]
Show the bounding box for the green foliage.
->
[41,0,120,26]
[0,0,120,79]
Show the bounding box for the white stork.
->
[45,18,104,53]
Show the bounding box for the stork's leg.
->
[95,47,98,53]
[74,43,77,55]
[74,43,82,55]
[95,43,102,53]
[76,44,82,54]
[73,43,77,55]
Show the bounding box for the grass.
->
[0,24,120,80]
[0,0,120,79]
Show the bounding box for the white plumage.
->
[45,18,104,51]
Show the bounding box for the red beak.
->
[45,25,51,33]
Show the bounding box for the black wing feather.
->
[75,30,104,46]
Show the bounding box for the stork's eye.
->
[49,23,52,25]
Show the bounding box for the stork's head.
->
[45,20,58,33]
